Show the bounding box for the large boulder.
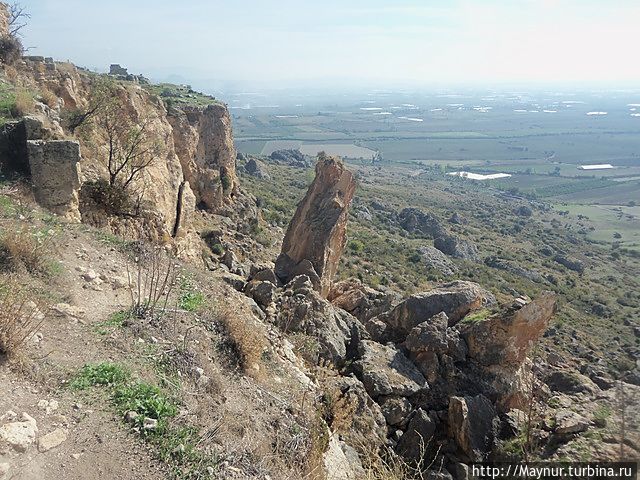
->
[276,275,364,365]
[352,340,428,399]
[372,281,495,341]
[396,409,437,461]
[275,154,356,297]
[434,234,479,261]
[398,208,446,238]
[462,293,557,369]
[244,157,270,179]
[269,149,310,168]
[448,395,497,461]
[322,375,387,450]
[418,245,458,277]
[328,278,399,322]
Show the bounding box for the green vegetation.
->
[70,362,131,389]
[70,362,218,479]
[461,309,493,324]
[144,83,220,109]
[95,309,131,335]
[178,279,205,312]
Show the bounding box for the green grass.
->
[70,362,131,389]
[95,309,131,335]
[70,362,219,479]
[460,308,493,324]
[178,278,205,312]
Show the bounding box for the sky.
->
[20,0,640,91]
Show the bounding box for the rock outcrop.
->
[368,281,495,341]
[168,104,239,211]
[328,279,399,322]
[275,154,356,297]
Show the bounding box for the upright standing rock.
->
[275,154,356,297]
[27,140,82,221]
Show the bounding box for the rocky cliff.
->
[0,9,238,243]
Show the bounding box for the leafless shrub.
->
[127,245,178,321]
[0,277,46,359]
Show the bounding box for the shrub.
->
[0,278,46,359]
[220,173,232,191]
[0,35,22,65]
[113,382,178,424]
[80,179,132,216]
[71,362,131,389]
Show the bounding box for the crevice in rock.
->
[172,180,186,238]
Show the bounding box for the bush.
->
[0,278,46,359]
[80,179,132,216]
[0,35,22,65]
[220,173,232,191]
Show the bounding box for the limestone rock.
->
[244,157,270,179]
[0,413,38,452]
[379,396,413,426]
[277,277,365,365]
[269,149,310,168]
[38,428,68,452]
[322,375,387,450]
[275,154,356,297]
[554,409,590,434]
[27,139,81,221]
[352,340,427,398]
[328,278,399,322]
[434,234,479,261]
[462,293,557,369]
[448,395,497,461]
[323,434,360,480]
[418,245,458,276]
[546,370,599,395]
[244,280,276,308]
[168,104,238,211]
[398,208,446,238]
[374,281,495,341]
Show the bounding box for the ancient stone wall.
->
[27,140,81,221]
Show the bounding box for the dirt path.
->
[1,228,166,480]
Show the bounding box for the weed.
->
[0,228,52,275]
[95,309,131,335]
[178,278,205,312]
[460,308,492,324]
[113,382,177,425]
[70,362,130,389]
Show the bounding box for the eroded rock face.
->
[27,139,81,221]
[462,292,557,369]
[168,104,239,211]
[371,281,496,342]
[352,340,428,399]
[275,154,356,297]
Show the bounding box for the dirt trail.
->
[1,228,165,480]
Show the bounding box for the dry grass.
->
[216,304,267,377]
[0,228,50,275]
[40,87,58,108]
[12,88,34,117]
[0,277,46,360]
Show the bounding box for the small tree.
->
[79,82,162,216]
[0,2,29,65]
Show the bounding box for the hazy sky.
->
[21,0,640,89]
